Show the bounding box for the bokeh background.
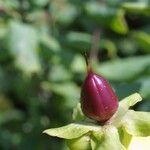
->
[0,0,150,149]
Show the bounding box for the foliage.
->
[0,0,149,149]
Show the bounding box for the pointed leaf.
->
[119,93,142,109]
[97,55,150,81]
[43,123,101,139]
[110,93,142,126]
[122,2,150,15]
[8,21,41,74]
[85,2,128,34]
[139,77,150,99]
[132,31,150,53]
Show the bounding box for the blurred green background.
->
[0,0,150,149]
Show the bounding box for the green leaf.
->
[110,9,128,34]
[96,55,150,81]
[139,77,150,99]
[132,31,150,53]
[101,40,117,59]
[121,2,150,15]
[117,38,138,56]
[110,93,142,126]
[85,2,117,23]
[42,82,80,107]
[71,55,86,73]
[43,123,101,139]
[31,0,49,7]
[0,110,24,125]
[66,32,92,50]
[119,93,142,109]
[49,65,72,82]
[8,21,41,74]
[50,1,78,25]
[122,110,150,137]
[40,33,61,52]
[85,2,128,34]
[0,0,19,10]
[66,32,117,55]
[91,126,125,150]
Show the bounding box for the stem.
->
[84,53,92,73]
[90,28,101,62]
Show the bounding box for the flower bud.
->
[81,58,118,123]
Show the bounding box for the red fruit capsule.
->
[80,58,118,123]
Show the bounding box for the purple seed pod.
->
[80,58,118,123]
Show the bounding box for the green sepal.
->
[121,110,150,137]
[110,93,142,126]
[66,133,92,150]
[43,123,101,139]
[72,103,86,121]
[91,126,126,150]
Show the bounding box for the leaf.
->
[31,0,49,7]
[110,9,128,34]
[117,38,138,55]
[49,65,72,82]
[91,126,125,150]
[0,0,19,10]
[85,2,128,34]
[0,110,24,125]
[43,123,101,139]
[8,21,41,74]
[122,110,150,137]
[101,40,117,59]
[110,93,142,126]
[121,2,150,15]
[42,82,80,107]
[96,55,150,81]
[71,55,86,73]
[139,77,150,99]
[40,33,61,52]
[50,0,78,25]
[66,32,117,54]
[132,31,150,53]
[85,2,117,23]
[66,32,92,50]
[119,93,142,109]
